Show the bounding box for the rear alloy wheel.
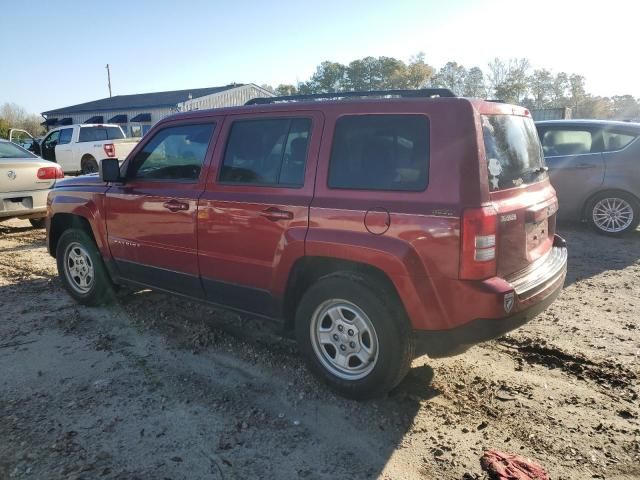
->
[588,192,639,236]
[56,228,114,305]
[295,274,414,399]
[310,299,379,381]
[29,218,46,229]
[81,156,99,175]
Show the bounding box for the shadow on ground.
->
[556,222,639,286]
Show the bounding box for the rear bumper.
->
[414,235,567,357]
[0,189,49,219]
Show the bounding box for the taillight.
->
[460,206,497,280]
[103,143,116,157]
[37,166,64,180]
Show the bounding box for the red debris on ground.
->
[480,449,550,480]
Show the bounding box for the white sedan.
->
[0,139,64,228]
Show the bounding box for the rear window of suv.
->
[328,115,429,191]
[482,115,546,192]
[78,126,125,142]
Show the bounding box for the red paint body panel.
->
[47,177,111,260]
[197,111,323,301]
[47,97,565,339]
[105,183,202,275]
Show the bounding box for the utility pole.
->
[105,64,112,97]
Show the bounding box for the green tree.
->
[569,74,587,116]
[488,58,530,103]
[432,61,467,95]
[405,53,435,89]
[463,67,486,98]
[0,118,10,139]
[487,57,508,98]
[0,102,45,137]
[529,69,554,108]
[376,56,409,89]
[274,84,298,96]
[578,96,612,119]
[551,72,569,107]
[308,61,347,93]
[345,57,381,90]
[610,95,640,120]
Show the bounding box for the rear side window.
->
[58,128,73,145]
[328,115,429,191]
[78,126,125,142]
[603,131,637,151]
[482,115,546,192]
[128,123,215,181]
[541,129,596,156]
[220,118,311,187]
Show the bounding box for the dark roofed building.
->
[41,83,273,137]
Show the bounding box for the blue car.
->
[536,120,640,235]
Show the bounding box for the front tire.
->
[56,228,114,305]
[295,274,414,399]
[588,191,639,236]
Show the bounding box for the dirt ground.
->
[0,219,638,480]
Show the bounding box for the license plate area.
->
[3,197,33,211]
[526,217,548,250]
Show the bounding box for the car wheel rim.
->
[84,162,97,174]
[64,242,95,294]
[592,197,634,233]
[310,299,379,380]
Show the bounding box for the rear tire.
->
[29,218,46,229]
[295,274,414,400]
[81,156,99,175]
[56,228,114,306]
[587,191,640,236]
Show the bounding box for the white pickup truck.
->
[28,124,139,174]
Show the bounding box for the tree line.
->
[263,54,640,120]
[0,103,45,139]
[2,53,639,139]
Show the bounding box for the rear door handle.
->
[259,207,293,221]
[163,199,189,212]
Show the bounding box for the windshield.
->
[0,141,37,159]
[482,115,547,192]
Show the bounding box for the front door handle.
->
[259,207,293,221]
[163,199,189,212]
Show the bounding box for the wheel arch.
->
[49,212,98,258]
[281,256,408,334]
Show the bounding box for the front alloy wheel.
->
[56,228,114,305]
[63,242,95,294]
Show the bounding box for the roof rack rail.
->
[245,88,456,105]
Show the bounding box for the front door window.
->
[128,123,215,181]
[41,131,60,161]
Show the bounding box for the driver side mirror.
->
[100,158,123,183]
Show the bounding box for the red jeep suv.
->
[47,89,567,399]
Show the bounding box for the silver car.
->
[536,120,640,235]
[0,139,63,228]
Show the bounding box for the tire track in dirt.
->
[495,336,638,395]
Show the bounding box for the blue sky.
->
[2,0,639,115]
